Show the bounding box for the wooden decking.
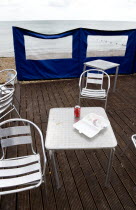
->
[0,75,136,210]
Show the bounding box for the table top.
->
[84,59,120,70]
[45,107,117,150]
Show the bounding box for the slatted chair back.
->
[0,125,32,148]
[79,69,110,92]
[132,134,136,148]
[0,69,17,88]
[0,118,47,195]
[79,69,110,109]
[86,71,104,88]
[0,89,14,119]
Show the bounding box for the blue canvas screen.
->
[13,27,136,81]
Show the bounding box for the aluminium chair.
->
[121,134,136,155]
[0,69,21,120]
[0,118,47,195]
[79,69,110,109]
[0,69,17,94]
[0,87,21,120]
[132,134,136,148]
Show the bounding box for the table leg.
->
[113,66,119,92]
[49,150,61,189]
[105,148,115,187]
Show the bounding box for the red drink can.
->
[74,105,81,118]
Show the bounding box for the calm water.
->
[0,20,136,57]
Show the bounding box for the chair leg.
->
[12,105,22,118]
[105,98,107,110]
[78,96,81,106]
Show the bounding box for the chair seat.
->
[81,88,107,98]
[0,154,42,188]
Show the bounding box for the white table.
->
[45,107,117,188]
[84,59,120,92]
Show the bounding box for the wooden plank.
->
[1,75,136,210]
[35,83,48,123]
[56,151,84,209]
[76,150,123,210]
[26,84,44,210]
[86,149,136,209]
[17,84,31,210]
[66,150,99,209]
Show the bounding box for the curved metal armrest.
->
[0,118,47,176]
[0,69,17,88]
[106,75,110,94]
[79,70,87,93]
[79,73,83,93]
[131,134,136,148]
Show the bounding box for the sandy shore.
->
[0,57,16,83]
[0,57,15,70]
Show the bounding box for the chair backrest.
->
[0,125,32,149]
[0,69,17,88]
[0,118,46,173]
[79,69,110,91]
[86,71,104,87]
[0,88,14,114]
[0,118,47,195]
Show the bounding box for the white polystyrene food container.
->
[73,113,110,138]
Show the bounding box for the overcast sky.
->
[0,0,136,21]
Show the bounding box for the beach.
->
[0,57,15,70]
[0,20,136,81]
[0,20,136,58]
[0,57,15,83]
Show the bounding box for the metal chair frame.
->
[0,88,21,120]
[0,69,17,89]
[79,69,110,109]
[0,69,21,120]
[0,118,47,195]
[121,134,136,155]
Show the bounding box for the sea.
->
[0,20,136,57]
